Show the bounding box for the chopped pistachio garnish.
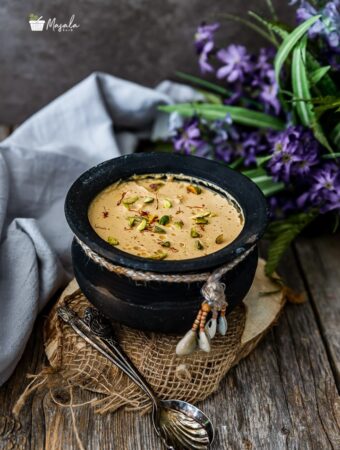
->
[123,196,139,207]
[192,211,211,219]
[174,220,184,229]
[127,217,136,227]
[160,241,171,247]
[187,185,202,195]
[107,236,119,246]
[159,215,170,226]
[195,240,204,250]
[194,217,209,225]
[154,225,166,234]
[215,234,224,244]
[137,218,148,231]
[89,177,244,261]
[163,199,172,208]
[149,251,168,260]
[190,228,201,238]
[144,196,154,204]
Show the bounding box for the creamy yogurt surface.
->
[88,175,244,261]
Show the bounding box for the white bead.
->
[198,330,211,352]
[205,318,217,339]
[218,316,228,336]
[176,330,197,356]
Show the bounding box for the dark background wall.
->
[0,0,294,124]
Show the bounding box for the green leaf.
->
[274,15,321,85]
[314,98,340,119]
[248,12,290,40]
[311,120,334,153]
[322,152,340,159]
[305,53,337,96]
[175,72,262,108]
[265,211,318,276]
[242,167,267,178]
[249,13,337,95]
[310,66,331,86]
[223,13,278,45]
[197,89,223,105]
[291,37,313,126]
[228,157,244,169]
[265,0,278,21]
[242,168,284,197]
[175,72,232,97]
[257,180,285,197]
[330,123,340,150]
[279,89,294,97]
[333,212,340,233]
[252,176,284,197]
[159,103,285,130]
[256,155,272,166]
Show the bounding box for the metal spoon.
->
[57,306,214,450]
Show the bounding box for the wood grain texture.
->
[295,234,340,388]
[0,248,339,450]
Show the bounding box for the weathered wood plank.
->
[203,249,340,450]
[1,247,339,450]
[0,316,45,450]
[295,233,340,388]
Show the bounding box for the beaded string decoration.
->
[175,271,229,356]
[76,237,256,356]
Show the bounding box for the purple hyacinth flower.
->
[240,132,270,167]
[211,114,239,162]
[216,45,252,82]
[214,141,235,163]
[307,163,340,212]
[268,129,302,182]
[254,48,276,79]
[194,22,219,53]
[267,127,321,183]
[295,1,340,53]
[296,2,323,38]
[259,80,281,115]
[172,118,204,154]
[199,41,215,74]
[322,1,340,48]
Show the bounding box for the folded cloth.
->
[0,72,201,385]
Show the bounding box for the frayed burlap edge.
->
[13,259,285,419]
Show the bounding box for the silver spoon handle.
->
[57,306,159,407]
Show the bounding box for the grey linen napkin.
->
[0,72,201,385]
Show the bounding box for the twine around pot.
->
[76,236,257,353]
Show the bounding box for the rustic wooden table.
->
[0,126,339,450]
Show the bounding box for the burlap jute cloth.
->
[13,259,285,417]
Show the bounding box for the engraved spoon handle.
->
[82,307,160,407]
[57,306,159,407]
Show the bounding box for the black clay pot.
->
[65,153,268,333]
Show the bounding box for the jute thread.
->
[34,288,249,416]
